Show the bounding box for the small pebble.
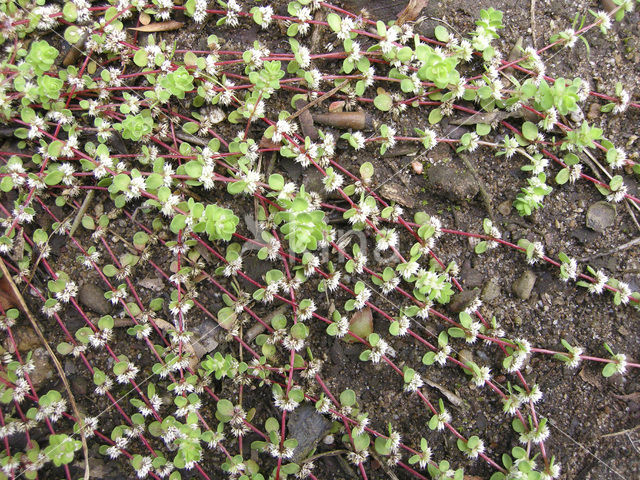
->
[78,282,112,315]
[458,349,474,365]
[481,279,501,303]
[512,270,536,300]
[449,288,479,313]
[586,201,616,233]
[29,348,54,390]
[287,405,332,464]
[497,200,512,216]
[425,162,479,203]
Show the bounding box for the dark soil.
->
[3,1,640,480]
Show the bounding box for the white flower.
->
[362,66,375,87]
[607,183,627,203]
[161,194,179,217]
[136,457,153,478]
[350,131,366,150]
[55,281,78,303]
[465,437,485,459]
[241,170,262,194]
[380,276,400,295]
[369,338,394,363]
[298,300,316,321]
[297,45,311,69]
[434,344,451,365]
[541,462,562,480]
[354,287,371,310]
[565,345,583,369]
[325,271,341,292]
[613,354,628,375]
[472,365,491,387]
[323,171,344,192]
[588,269,608,294]
[613,88,630,114]
[608,147,627,169]
[616,281,632,304]
[376,229,397,251]
[336,17,355,40]
[224,256,243,277]
[594,11,612,33]
[561,28,578,48]
[434,408,451,430]
[258,6,273,28]
[225,0,241,27]
[518,383,543,404]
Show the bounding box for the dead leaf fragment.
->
[295,98,318,141]
[139,12,151,25]
[579,367,603,391]
[379,182,415,208]
[0,274,18,311]
[612,392,640,402]
[424,377,464,407]
[397,0,429,26]
[345,307,373,343]
[328,101,345,113]
[129,21,184,32]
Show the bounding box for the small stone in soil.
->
[458,349,474,365]
[461,266,484,288]
[586,201,616,233]
[572,227,600,245]
[29,347,54,390]
[497,200,512,216]
[425,162,479,203]
[72,376,88,396]
[78,282,112,315]
[481,278,501,303]
[512,270,536,300]
[379,182,416,208]
[239,255,271,293]
[287,404,332,464]
[190,318,220,359]
[449,288,480,313]
[5,325,40,353]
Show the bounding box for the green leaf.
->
[145,173,164,190]
[374,93,393,112]
[217,398,234,417]
[327,13,341,32]
[602,363,617,377]
[184,161,203,179]
[428,108,443,124]
[102,264,118,277]
[339,389,356,407]
[555,168,570,185]
[133,49,148,67]
[64,26,82,44]
[475,241,488,254]
[522,121,538,141]
[183,122,199,134]
[476,123,491,136]
[268,174,284,190]
[56,342,74,355]
[0,177,12,192]
[170,214,187,233]
[62,2,78,21]
[44,170,63,186]
[434,25,450,43]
